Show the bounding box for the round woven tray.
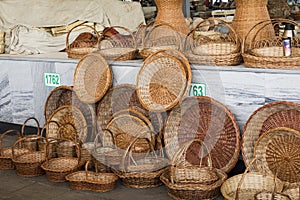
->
[73,53,112,104]
[242,101,300,169]
[136,53,188,112]
[253,127,300,184]
[163,96,240,173]
[47,105,88,142]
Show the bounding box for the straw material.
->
[160,169,227,200]
[242,101,300,170]
[255,191,291,200]
[73,53,112,104]
[21,117,41,151]
[253,127,300,184]
[0,130,21,169]
[282,186,300,200]
[136,53,188,112]
[66,24,100,59]
[163,96,240,173]
[65,160,118,192]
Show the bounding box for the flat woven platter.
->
[242,101,300,169]
[73,53,112,103]
[163,96,240,173]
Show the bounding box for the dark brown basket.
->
[163,96,240,173]
[0,130,21,170]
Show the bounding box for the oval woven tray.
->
[242,101,300,169]
[73,53,112,104]
[163,96,240,173]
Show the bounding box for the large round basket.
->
[163,96,240,173]
[242,101,300,169]
[66,24,100,59]
[0,130,21,170]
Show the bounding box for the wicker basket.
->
[66,24,100,59]
[73,53,112,104]
[163,96,240,173]
[160,168,227,200]
[65,160,118,192]
[282,186,300,200]
[242,19,300,69]
[41,138,81,182]
[253,127,300,185]
[12,136,47,177]
[21,117,41,151]
[97,26,138,61]
[242,101,300,170]
[0,130,21,170]
[290,12,300,21]
[255,191,291,200]
[184,17,242,66]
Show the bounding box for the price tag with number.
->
[189,83,206,96]
[44,73,61,87]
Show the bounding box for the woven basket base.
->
[15,163,45,177]
[45,169,78,182]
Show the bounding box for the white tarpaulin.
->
[0,0,145,54]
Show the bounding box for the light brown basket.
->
[282,186,300,200]
[253,127,300,185]
[242,101,300,170]
[66,24,100,59]
[97,26,138,61]
[170,139,219,185]
[242,19,300,69]
[184,17,242,66]
[255,191,291,200]
[21,117,41,151]
[0,130,21,170]
[12,136,47,177]
[73,53,112,104]
[160,168,227,200]
[65,159,118,192]
[163,96,241,173]
[41,138,81,182]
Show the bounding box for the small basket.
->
[12,136,47,177]
[184,17,242,66]
[41,138,81,182]
[97,26,138,61]
[65,159,118,192]
[21,117,41,151]
[0,130,21,170]
[66,24,100,59]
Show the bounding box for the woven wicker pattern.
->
[0,130,21,169]
[136,53,188,112]
[163,96,240,173]
[255,191,291,200]
[73,53,112,104]
[47,105,88,142]
[283,186,299,200]
[242,101,300,169]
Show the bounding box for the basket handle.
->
[85,159,95,179]
[0,129,21,155]
[21,117,40,137]
[99,26,137,49]
[66,23,101,51]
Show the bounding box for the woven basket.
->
[160,169,227,200]
[21,117,41,151]
[73,53,112,104]
[136,52,188,112]
[282,186,300,200]
[255,191,291,200]
[170,139,220,185]
[65,159,118,192]
[66,24,100,59]
[242,19,300,69]
[242,101,300,170]
[163,96,240,173]
[253,127,300,185]
[97,26,138,61]
[12,136,47,177]
[41,138,81,182]
[290,12,300,21]
[0,130,21,170]
[44,85,97,141]
[184,17,242,66]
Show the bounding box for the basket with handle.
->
[21,117,41,151]
[170,139,220,185]
[66,24,100,59]
[97,26,138,61]
[183,17,242,66]
[282,185,300,200]
[41,138,81,182]
[12,135,47,177]
[65,159,118,192]
[0,129,22,170]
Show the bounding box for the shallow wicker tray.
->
[163,96,240,173]
[242,101,300,169]
[186,52,242,66]
[73,53,112,104]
